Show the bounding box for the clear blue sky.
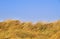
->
[0,0,60,22]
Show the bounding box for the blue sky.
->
[0,0,60,22]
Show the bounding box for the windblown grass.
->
[0,20,60,39]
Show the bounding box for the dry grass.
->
[0,20,60,39]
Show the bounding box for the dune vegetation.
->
[0,20,60,39]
